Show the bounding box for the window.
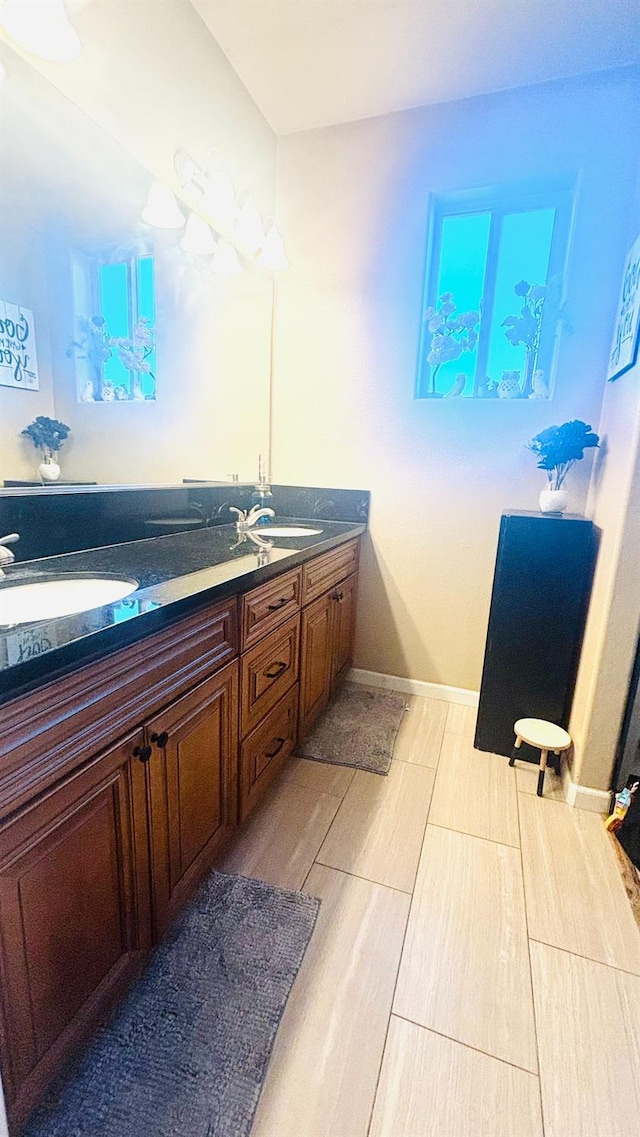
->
[415,183,573,399]
[72,250,156,402]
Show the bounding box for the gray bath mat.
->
[25,872,320,1137]
[298,682,407,775]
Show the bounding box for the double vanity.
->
[0,492,365,1131]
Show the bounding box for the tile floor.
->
[222,692,640,1137]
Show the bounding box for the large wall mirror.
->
[0,41,273,488]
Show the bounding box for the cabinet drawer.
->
[240,613,300,737]
[240,685,298,821]
[301,539,360,606]
[241,568,302,651]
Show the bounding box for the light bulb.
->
[231,193,264,258]
[211,239,242,277]
[256,222,290,271]
[181,212,216,255]
[1,0,81,62]
[141,182,185,229]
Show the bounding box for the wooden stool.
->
[509,718,571,797]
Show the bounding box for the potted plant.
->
[528,420,599,513]
[21,415,71,482]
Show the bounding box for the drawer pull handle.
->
[133,744,152,764]
[265,737,286,759]
[267,597,289,611]
[264,660,288,680]
[150,730,169,749]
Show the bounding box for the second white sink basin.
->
[259,526,322,537]
[0,575,139,627]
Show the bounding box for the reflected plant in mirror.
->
[68,314,156,402]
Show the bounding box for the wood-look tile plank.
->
[220,779,339,890]
[530,940,640,1137]
[392,696,448,768]
[515,760,565,800]
[370,1016,543,1137]
[445,702,477,738]
[281,754,355,798]
[316,762,435,892]
[429,733,520,847]
[394,825,537,1072]
[251,865,410,1137]
[519,794,640,973]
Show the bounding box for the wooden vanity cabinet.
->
[299,539,360,740]
[0,730,152,1130]
[0,596,238,1131]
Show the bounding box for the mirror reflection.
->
[0,42,272,488]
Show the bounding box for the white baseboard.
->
[348,668,479,707]
[561,762,613,813]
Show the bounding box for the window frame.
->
[415,179,575,400]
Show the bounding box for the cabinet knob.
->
[150,730,169,748]
[331,590,344,602]
[133,744,152,763]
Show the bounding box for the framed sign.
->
[608,233,640,382]
[0,300,39,390]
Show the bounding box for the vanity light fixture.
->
[256,220,290,272]
[180,212,217,255]
[1,0,81,62]
[142,182,186,229]
[211,239,242,277]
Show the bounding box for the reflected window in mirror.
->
[71,250,156,403]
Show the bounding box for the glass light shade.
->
[181,212,216,255]
[211,239,242,277]
[256,223,290,271]
[231,194,264,258]
[1,0,81,62]
[142,182,185,229]
[201,171,238,235]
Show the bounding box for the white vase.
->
[38,453,61,482]
[539,488,568,514]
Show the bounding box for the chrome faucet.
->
[0,533,19,577]
[229,505,275,533]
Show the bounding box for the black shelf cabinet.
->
[475,511,598,758]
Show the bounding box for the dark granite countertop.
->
[0,519,365,704]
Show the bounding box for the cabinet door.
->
[331,572,358,690]
[146,661,238,937]
[299,591,334,740]
[0,732,151,1129]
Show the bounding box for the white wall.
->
[272,67,640,694]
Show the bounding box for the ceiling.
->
[191,0,640,136]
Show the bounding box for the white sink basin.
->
[0,575,138,627]
[259,526,322,537]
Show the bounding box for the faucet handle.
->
[229,507,247,522]
[0,533,19,545]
